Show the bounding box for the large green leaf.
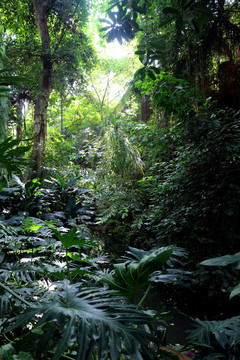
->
[187,316,240,357]
[99,246,178,302]
[200,252,240,269]
[5,281,158,360]
[0,343,15,359]
[51,226,91,249]
[230,283,240,299]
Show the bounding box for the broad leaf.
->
[200,252,240,268]
[5,281,158,360]
[99,246,176,302]
[230,283,240,299]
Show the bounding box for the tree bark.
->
[16,100,23,140]
[29,0,52,180]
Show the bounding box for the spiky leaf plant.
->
[5,280,158,360]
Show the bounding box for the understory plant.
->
[0,172,95,226]
[99,246,190,304]
[0,209,189,359]
[187,252,240,359]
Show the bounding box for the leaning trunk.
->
[29,0,52,180]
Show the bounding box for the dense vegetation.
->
[1,0,240,359]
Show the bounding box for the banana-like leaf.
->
[5,280,158,360]
[99,246,176,302]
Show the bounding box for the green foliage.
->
[187,316,240,359]
[100,0,145,44]
[200,252,240,299]
[136,106,240,263]
[0,234,171,359]
[103,0,240,107]
[0,185,186,359]
[1,0,96,96]
[0,172,94,226]
[101,117,144,177]
[0,137,31,178]
[185,251,240,358]
[201,253,240,269]
[99,246,189,302]
[42,173,94,225]
[5,280,158,360]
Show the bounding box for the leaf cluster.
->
[187,316,240,359]
[0,171,189,359]
[0,137,31,179]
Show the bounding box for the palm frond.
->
[103,123,144,177]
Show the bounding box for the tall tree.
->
[1,0,95,179]
[0,34,8,141]
[31,0,52,179]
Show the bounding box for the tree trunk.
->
[16,100,23,140]
[29,0,52,180]
[0,43,8,141]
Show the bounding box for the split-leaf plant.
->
[0,210,189,359]
[187,253,240,359]
[0,172,95,226]
[99,246,190,305]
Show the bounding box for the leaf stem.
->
[137,283,151,310]
[0,282,32,307]
[48,351,74,360]
[66,248,71,282]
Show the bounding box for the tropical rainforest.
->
[0,0,240,359]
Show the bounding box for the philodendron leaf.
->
[52,227,88,249]
[230,283,240,299]
[99,246,175,302]
[200,252,240,268]
[5,280,157,360]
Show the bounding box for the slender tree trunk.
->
[0,43,8,141]
[60,93,63,134]
[16,101,23,140]
[29,0,52,180]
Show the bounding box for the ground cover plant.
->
[186,253,240,359]
[0,197,190,359]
